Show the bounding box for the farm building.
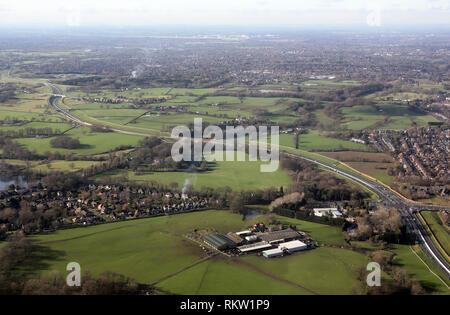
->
[245,235,259,243]
[226,232,244,244]
[236,230,252,237]
[279,240,307,253]
[238,241,272,254]
[258,229,301,244]
[204,234,237,250]
[262,248,284,258]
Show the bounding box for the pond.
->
[243,209,261,221]
[0,176,29,191]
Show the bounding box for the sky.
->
[0,0,449,28]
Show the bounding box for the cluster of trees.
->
[0,136,39,160]
[90,125,113,133]
[353,250,425,295]
[0,83,16,102]
[128,137,178,171]
[349,207,406,243]
[0,127,62,138]
[281,156,370,203]
[42,172,88,191]
[268,192,304,211]
[50,136,81,149]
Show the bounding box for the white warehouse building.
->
[279,240,307,253]
[262,248,284,258]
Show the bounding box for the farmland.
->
[16,126,144,155]
[13,209,446,295]
[93,153,293,191]
[22,210,366,294]
[341,104,438,131]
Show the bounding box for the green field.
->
[341,104,439,130]
[390,244,449,294]
[20,210,368,295]
[421,211,449,257]
[156,258,311,295]
[242,247,370,294]
[3,208,448,295]
[24,210,262,283]
[0,110,64,122]
[16,127,144,155]
[31,160,102,173]
[298,130,369,151]
[94,153,292,191]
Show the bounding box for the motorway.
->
[46,84,450,279]
[46,83,92,126]
[283,152,450,279]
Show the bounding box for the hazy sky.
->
[0,0,449,27]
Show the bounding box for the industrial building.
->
[258,229,301,244]
[203,234,237,250]
[262,248,284,258]
[204,228,311,258]
[279,240,307,253]
[237,241,272,254]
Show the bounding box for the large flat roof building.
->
[257,229,301,244]
[237,241,272,253]
[279,240,307,253]
[204,234,237,250]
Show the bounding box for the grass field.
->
[242,247,370,294]
[0,121,73,134]
[0,109,64,122]
[19,210,370,295]
[16,127,144,155]
[24,210,263,283]
[94,153,293,191]
[156,258,311,295]
[341,104,439,130]
[321,151,395,185]
[420,211,449,257]
[389,244,449,294]
[297,130,369,152]
[4,209,447,295]
[31,160,102,173]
